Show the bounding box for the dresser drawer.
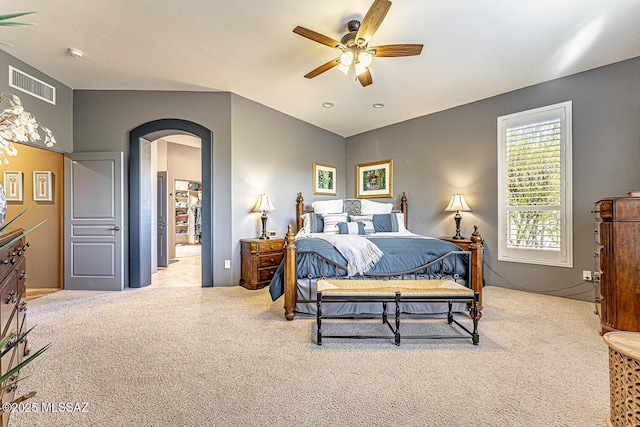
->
[0,270,18,338]
[0,345,18,406]
[0,240,23,285]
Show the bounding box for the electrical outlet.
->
[582,270,592,281]
[224,260,231,269]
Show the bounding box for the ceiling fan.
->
[293,0,423,87]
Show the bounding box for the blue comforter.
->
[268,236,468,301]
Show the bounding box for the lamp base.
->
[452,211,464,240]
[259,213,269,239]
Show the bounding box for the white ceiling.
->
[2,1,639,137]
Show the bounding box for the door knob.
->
[111,226,121,231]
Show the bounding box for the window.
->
[497,101,572,267]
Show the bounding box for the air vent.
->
[8,66,56,105]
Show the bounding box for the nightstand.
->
[239,238,285,290]
[439,236,473,251]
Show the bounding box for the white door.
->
[156,171,168,268]
[64,152,124,291]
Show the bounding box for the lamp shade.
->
[253,194,276,212]
[445,194,471,212]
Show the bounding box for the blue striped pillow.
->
[301,213,324,233]
[337,222,365,235]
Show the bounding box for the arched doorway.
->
[129,119,213,288]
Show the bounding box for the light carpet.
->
[11,285,609,427]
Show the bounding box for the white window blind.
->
[497,101,573,267]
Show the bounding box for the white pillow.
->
[312,199,343,214]
[361,199,393,214]
[322,213,348,234]
[394,213,408,233]
[300,213,324,233]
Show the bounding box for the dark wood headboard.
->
[295,192,408,232]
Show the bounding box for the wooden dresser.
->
[594,197,640,334]
[0,229,29,426]
[240,238,285,290]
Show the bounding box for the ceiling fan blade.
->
[370,44,423,57]
[355,0,392,46]
[293,26,344,49]
[304,58,341,79]
[357,68,373,87]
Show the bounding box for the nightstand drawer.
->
[258,253,283,268]
[255,240,284,253]
[259,267,278,282]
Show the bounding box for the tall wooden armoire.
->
[595,196,640,334]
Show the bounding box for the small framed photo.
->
[33,171,53,202]
[313,162,337,195]
[356,159,393,198]
[3,171,23,201]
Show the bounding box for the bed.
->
[268,192,484,321]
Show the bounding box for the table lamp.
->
[253,194,276,239]
[445,193,471,240]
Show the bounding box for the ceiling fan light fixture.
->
[339,51,354,66]
[358,51,373,67]
[294,0,423,87]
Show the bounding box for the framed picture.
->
[356,159,393,198]
[3,171,23,201]
[313,162,337,195]
[33,171,53,202]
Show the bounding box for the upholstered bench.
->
[316,279,479,346]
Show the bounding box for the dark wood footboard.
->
[466,226,484,318]
[283,224,297,321]
[283,192,484,321]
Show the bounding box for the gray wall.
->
[230,94,345,284]
[0,50,73,153]
[346,56,640,301]
[73,90,233,285]
[73,90,346,287]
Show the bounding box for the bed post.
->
[400,192,408,230]
[283,224,297,320]
[296,192,304,232]
[469,225,484,318]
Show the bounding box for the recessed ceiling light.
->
[373,103,385,109]
[322,102,334,108]
[68,48,84,59]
